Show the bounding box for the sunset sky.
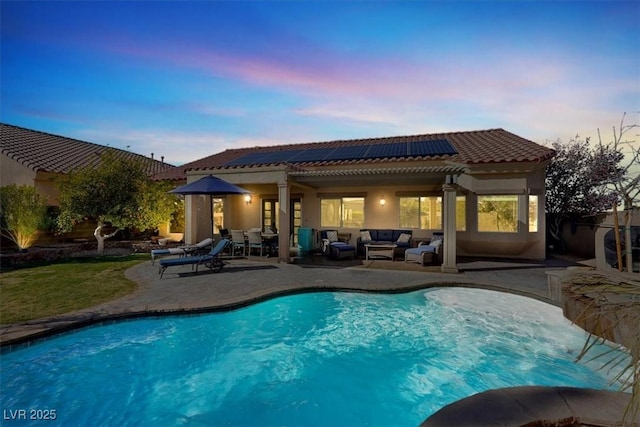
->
[1,1,638,166]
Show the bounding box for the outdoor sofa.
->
[357,229,413,258]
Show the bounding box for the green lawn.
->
[0,254,146,324]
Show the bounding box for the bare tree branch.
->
[596,112,640,209]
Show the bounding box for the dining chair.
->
[230,229,246,257]
[247,230,265,256]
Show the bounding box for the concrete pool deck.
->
[1,255,637,426]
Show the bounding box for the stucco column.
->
[184,195,197,244]
[278,181,291,263]
[441,183,459,273]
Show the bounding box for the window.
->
[529,195,538,232]
[399,196,442,229]
[456,196,466,231]
[477,195,518,232]
[262,199,278,232]
[321,197,364,228]
[291,200,302,245]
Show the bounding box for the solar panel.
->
[323,145,370,161]
[410,139,457,156]
[366,142,407,158]
[225,149,309,166]
[224,152,272,166]
[287,147,336,162]
[259,150,305,163]
[222,138,458,167]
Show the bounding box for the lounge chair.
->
[404,233,443,266]
[158,238,230,278]
[150,237,213,265]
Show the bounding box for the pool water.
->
[0,287,627,426]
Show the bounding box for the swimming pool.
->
[0,287,627,426]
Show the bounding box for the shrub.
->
[0,185,48,250]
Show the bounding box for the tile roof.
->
[155,128,555,181]
[1,123,175,177]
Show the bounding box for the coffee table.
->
[365,243,397,261]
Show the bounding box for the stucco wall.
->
[0,152,36,187]
[456,170,547,259]
[0,155,63,207]
[34,171,63,206]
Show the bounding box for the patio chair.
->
[320,230,347,253]
[320,230,355,259]
[247,230,266,256]
[150,237,213,265]
[158,238,231,278]
[404,233,443,266]
[230,229,247,257]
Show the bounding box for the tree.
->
[545,137,621,253]
[56,151,176,254]
[596,112,640,271]
[0,185,48,250]
[137,179,180,235]
[597,113,640,208]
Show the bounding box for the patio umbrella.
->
[169,175,250,240]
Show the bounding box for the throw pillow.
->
[431,239,442,248]
[326,230,338,242]
[430,234,444,245]
[397,233,411,243]
[360,230,372,242]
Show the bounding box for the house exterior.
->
[155,128,555,271]
[1,123,173,205]
[0,123,175,244]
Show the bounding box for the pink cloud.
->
[93,30,613,122]
[66,29,637,164]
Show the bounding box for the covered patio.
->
[163,129,554,273]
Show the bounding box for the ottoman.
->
[329,242,356,260]
[404,245,436,265]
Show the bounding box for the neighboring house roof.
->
[155,128,555,181]
[0,123,175,177]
